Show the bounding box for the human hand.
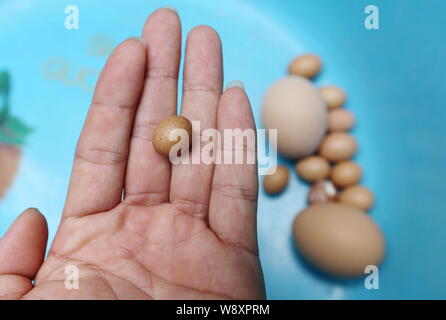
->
[0,8,265,300]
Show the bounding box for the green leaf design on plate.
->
[0,70,33,146]
[0,102,8,124]
[0,71,10,123]
[0,116,33,145]
[0,71,9,93]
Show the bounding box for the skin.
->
[0,9,265,300]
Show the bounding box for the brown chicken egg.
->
[328,109,355,132]
[293,203,385,277]
[296,156,330,182]
[320,86,346,110]
[339,185,375,211]
[263,165,290,195]
[331,161,362,187]
[288,54,322,78]
[319,132,357,162]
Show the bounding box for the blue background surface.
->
[0,0,445,299]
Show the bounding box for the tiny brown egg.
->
[319,132,357,162]
[293,203,385,277]
[308,180,337,205]
[339,185,374,211]
[328,109,355,132]
[296,156,330,182]
[320,86,346,109]
[331,161,362,187]
[263,165,290,195]
[288,54,322,78]
[152,116,192,157]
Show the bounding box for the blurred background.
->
[0,0,445,299]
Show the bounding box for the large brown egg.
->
[293,203,385,277]
[262,76,328,158]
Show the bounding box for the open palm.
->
[0,9,265,300]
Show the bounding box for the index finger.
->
[63,38,147,218]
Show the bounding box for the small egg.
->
[319,132,357,162]
[296,156,330,182]
[328,109,355,132]
[308,180,337,204]
[152,115,192,157]
[293,203,385,277]
[331,161,362,187]
[288,54,322,78]
[339,185,374,211]
[320,86,346,110]
[263,165,290,195]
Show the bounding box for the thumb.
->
[0,208,48,299]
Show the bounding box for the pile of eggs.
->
[262,54,385,278]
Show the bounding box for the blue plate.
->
[0,0,445,299]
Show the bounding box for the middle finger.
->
[169,25,223,219]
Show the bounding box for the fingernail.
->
[128,37,147,48]
[26,207,42,215]
[161,6,177,12]
[225,80,244,91]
